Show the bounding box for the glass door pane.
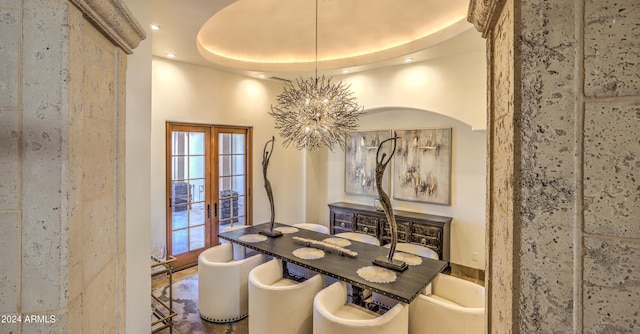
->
[218,131,247,233]
[170,130,207,256]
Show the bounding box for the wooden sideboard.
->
[328,202,452,262]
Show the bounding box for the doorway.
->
[166,122,252,269]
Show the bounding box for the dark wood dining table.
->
[218,223,448,305]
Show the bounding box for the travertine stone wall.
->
[0,5,21,334]
[469,0,639,332]
[518,1,578,332]
[486,1,516,331]
[581,0,640,331]
[0,0,143,333]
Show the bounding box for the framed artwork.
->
[344,130,392,196]
[393,128,452,205]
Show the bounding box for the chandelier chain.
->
[315,0,318,79]
[268,0,364,151]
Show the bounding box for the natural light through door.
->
[170,130,208,256]
[217,132,248,232]
[166,123,252,269]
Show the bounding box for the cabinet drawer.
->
[409,235,440,250]
[331,210,353,231]
[381,220,410,243]
[355,214,378,236]
[410,225,442,249]
[411,224,442,239]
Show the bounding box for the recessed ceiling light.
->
[165,53,176,58]
[341,69,350,74]
[150,24,161,31]
[259,74,266,78]
[403,57,414,63]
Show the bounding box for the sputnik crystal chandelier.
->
[269,0,364,151]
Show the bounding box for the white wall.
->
[151,58,307,246]
[345,49,487,131]
[124,0,152,332]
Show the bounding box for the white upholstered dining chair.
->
[249,259,325,334]
[387,242,439,259]
[334,232,380,246]
[197,243,264,323]
[314,281,408,334]
[409,274,485,334]
[294,223,330,234]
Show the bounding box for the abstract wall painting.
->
[345,130,392,196]
[393,128,452,205]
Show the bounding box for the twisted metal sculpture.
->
[372,131,407,271]
[258,136,282,237]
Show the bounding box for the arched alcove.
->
[306,106,487,269]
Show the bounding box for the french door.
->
[166,123,252,269]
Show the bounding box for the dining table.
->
[218,223,449,306]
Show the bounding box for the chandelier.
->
[269,0,364,151]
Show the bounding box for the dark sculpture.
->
[372,131,407,271]
[258,136,282,237]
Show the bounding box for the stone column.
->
[469,0,640,333]
[0,0,144,332]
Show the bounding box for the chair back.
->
[295,223,330,234]
[335,232,380,246]
[220,225,249,259]
[197,243,264,323]
[385,242,439,259]
[314,281,408,334]
[431,274,485,308]
[408,274,485,334]
[249,259,324,334]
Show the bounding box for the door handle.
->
[214,203,218,217]
[207,204,211,219]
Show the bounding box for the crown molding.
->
[467,0,506,38]
[68,0,146,54]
